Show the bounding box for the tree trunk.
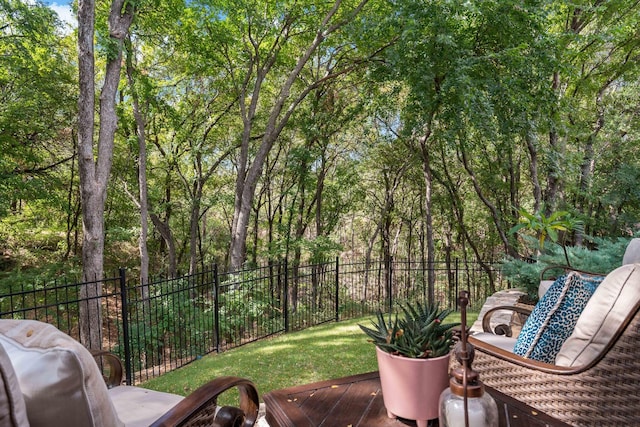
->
[458,146,517,258]
[315,161,325,243]
[125,38,150,295]
[64,134,80,260]
[419,136,436,304]
[575,85,607,245]
[438,145,496,294]
[77,0,134,349]
[525,132,542,213]
[364,224,380,300]
[188,179,203,275]
[250,188,264,267]
[150,213,177,277]
[545,108,561,212]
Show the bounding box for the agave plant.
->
[359,302,459,359]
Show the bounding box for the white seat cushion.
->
[0,320,123,427]
[556,264,640,367]
[108,386,184,427]
[470,332,516,352]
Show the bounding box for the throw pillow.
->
[513,271,605,363]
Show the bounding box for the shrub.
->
[502,236,631,300]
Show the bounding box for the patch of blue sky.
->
[37,0,77,29]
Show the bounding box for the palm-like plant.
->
[510,207,584,266]
[359,302,459,359]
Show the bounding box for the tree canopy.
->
[2,0,639,282]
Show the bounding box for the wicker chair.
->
[465,263,640,426]
[0,320,259,427]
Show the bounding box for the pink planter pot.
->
[376,346,451,427]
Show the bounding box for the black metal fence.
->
[0,257,505,385]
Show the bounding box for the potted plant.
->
[360,302,459,427]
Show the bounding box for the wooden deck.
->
[264,371,572,427]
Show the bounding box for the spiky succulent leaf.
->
[360,302,460,359]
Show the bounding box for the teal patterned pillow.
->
[513,271,605,363]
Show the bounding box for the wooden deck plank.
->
[312,377,380,426]
[264,371,572,427]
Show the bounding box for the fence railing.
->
[0,257,505,385]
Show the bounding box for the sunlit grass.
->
[142,312,478,401]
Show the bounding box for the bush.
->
[218,275,282,344]
[119,279,215,372]
[502,236,632,300]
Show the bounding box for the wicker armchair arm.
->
[150,376,259,427]
[90,349,124,388]
[468,335,578,374]
[482,305,533,336]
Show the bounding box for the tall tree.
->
[215,0,371,270]
[77,0,134,348]
[124,36,151,293]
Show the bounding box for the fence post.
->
[334,257,340,322]
[283,259,289,332]
[213,263,220,353]
[118,268,132,386]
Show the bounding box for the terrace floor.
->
[262,371,570,427]
[256,288,526,427]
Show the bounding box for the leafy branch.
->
[510,207,584,266]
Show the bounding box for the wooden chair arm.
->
[482,305,533,336]
[150,376,259,427]
[540,264,604,281]
[540,264,567,281]
[90,349,124,388]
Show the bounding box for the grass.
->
[142,311,478,402]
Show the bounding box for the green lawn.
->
[142,312,478,400]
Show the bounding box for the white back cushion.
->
[623,238,640,265]
[0,342,29,426]
[0,320,123,427]
[555,264,640,367]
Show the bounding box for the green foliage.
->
[0,216,78,280]
[218,275,282,343]
[359,302,459,359]
[510,207,583,251]
[97,33,122,62]
[106,226,137,243]
[303,236,342,263]
[2,0,640,293]
[119,281,215,371]
[0,0,76,219]
[501,236,631,300]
